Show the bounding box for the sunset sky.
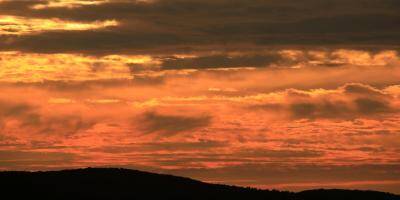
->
[0,0,400,193]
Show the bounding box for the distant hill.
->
[0,168,398,200]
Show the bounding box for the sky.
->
[0,0,400,194]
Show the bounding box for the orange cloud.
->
[0,48,399,193]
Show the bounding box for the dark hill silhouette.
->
[0,168,398,200]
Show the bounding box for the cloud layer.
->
[0,0,399,54]
[0,0,400,194]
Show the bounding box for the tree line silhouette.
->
[0,168,398,200]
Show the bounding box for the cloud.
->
[252,83,399,120]
[237,149,324,158]
[30,115,97,136]
[137,112,212,136]
[0,101,33,118]
[343,83,387,96]
[162,163,400,193]
[354,98,392,115]
[91,140,228,153]
[0,11,399,193]
[0,99,96,136]
[0,79,399,193]
[0,0,399,54]
[0,101,38,130]
[0,15,118,35]
[0,150,82,170]
[161,54,283,70]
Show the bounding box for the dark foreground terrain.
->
[0,168,398,200]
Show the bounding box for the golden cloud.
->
[0,15,118,35]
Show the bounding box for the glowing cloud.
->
[0,15,118,35]
[31,0,109,9]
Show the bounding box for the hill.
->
[0,168,398,200]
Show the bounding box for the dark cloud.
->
[161,54,283,70]
[0,99,95,136]
[0,31,186,55]
[0,101,34,118]
[0,78,163,92]
[30,115,96,136]
[289,99,395,120]
[289,101,350,119]
[354,98,392,115]
[0,0,399,54]
[137,112,212,136]
[238,149,324,158]
[343,83,387,97]
[131,75,165,85]
[0,101,37,130]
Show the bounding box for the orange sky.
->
[0,0,400,194]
